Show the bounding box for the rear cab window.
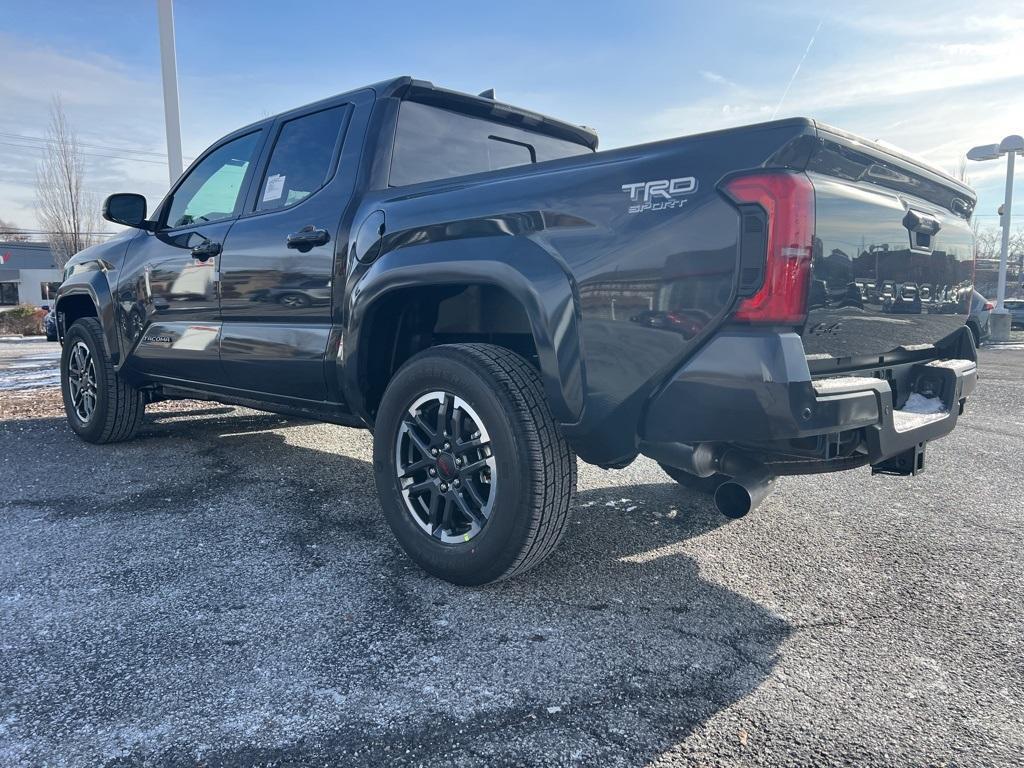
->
[389,100,593,187]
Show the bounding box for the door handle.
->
[287,226,330,251]
[191,240,222,261]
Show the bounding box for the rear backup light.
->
[724,173,815,324]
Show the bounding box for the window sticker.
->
[263,174,286,201]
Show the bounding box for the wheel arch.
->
[55,272,120,363]
[341,240,584,425]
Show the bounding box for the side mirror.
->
[102,193,153,230]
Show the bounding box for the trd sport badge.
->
[621,176,698,214]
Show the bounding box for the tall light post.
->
[156,0,184,185]
[967,134,1023,342]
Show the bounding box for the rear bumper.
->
[641,328,976,471]
[816,358,975,469]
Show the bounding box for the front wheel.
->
[373,344,576,585]
[61,317,145,444]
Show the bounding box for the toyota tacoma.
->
[55,77,978,584]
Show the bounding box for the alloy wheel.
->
[395,391,496,543]
[67,341,98,424]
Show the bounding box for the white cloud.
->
[2,5,1021,235]
[700,70,737,88]
[0,36,172,229]
[593,4,1024,220]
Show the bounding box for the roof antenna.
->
[478,88,495,99]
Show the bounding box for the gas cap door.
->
[354,210,386,264]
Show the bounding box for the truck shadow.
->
[2,408,789,766]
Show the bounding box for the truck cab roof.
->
[231,76,599,153]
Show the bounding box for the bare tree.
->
[974,226,999,261]
[0,218,32,242]
[35,96,101,268]
[1011,225,1024,280]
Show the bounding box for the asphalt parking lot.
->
[1,336,1023,767]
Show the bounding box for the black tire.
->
[373,344,576,586]
[659,462,729,494]
[61,317,144,444]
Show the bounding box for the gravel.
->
[1,338,1022,766]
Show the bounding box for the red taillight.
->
[724,173,815,324]
[983,301,995,311]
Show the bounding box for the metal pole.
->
[996,151,1015,312]
[157,0,184,185]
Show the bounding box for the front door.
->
[218,101,355,402]
[117,129,266,386]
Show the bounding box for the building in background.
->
[0,241,63,309]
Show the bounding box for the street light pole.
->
[967,134,1023,342]
[996,149,1014,313]
[156,0,184,185]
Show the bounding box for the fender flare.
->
[55,270,120,364]
[341,236,584,424]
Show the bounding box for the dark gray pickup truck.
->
[56,77,978,584]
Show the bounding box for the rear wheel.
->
[61,317,144,444]
[659,462,729,494]
[373,344,576,585]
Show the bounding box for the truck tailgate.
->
[799,125,975,364]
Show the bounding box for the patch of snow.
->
[0,345,60,390]
[926,359,976,373]
[813,376,882,394]
[902,393,946,414]
[891,392,949,432]
[899,343,934,352]
[0,369,60,391]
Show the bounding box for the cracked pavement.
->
[0,340,1022,766]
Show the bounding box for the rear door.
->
[217,99,355,402]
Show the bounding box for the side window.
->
[256,106,346,212]
[164,131,262,229]
[0,283,19,305]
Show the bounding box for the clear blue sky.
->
[1,0,1021,232]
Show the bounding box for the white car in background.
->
[1004,298,1024,330]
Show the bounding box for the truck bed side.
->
[347,118,821,465]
